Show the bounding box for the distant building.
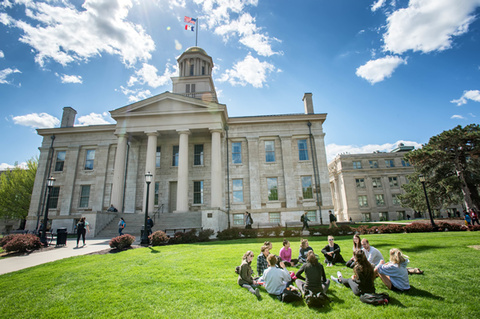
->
[328,144,461,222]
[26,47,333,237]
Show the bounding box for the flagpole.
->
[195,18,198,47]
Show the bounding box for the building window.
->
[189,64,194,76]
[48,187,60,209]
[358,195,368,207]
[267,177,278,201]
[362,213,371,222]
[379,212,389,221]
[172,145,179,166]
[306,210,317,222]
[232,179,244,203]
[389,176,399,187]
[202,65,205,75]
[232,142,242,164]
[154,182,159,206]
[269,212,281,224]
[193,181,203,204]
[397,211,406,220]
[401,159,411,167]
[85,150,95,170]
[265,141,275,162]
[233,213,244,225]
[369,160,378,168]
[55,151,66,172]
[156,147,161,168]
[392,194,401,205]
[355,178,366,188]
[194,144,204,166]
[372,177,382,188]
[298,139,309,161]
[385,159,395,168]
[79,185,90,208]
[375,194,385,206]
[353,161,362,169]
[301,176,313,199]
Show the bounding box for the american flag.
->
[185,25,194,31]
[184,16,196,24]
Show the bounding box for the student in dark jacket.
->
[295,250,330,296]
[238,250,261,298]
[321,235,346,267]
[331,250,376,296]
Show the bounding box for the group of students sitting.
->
[237,235,412,304]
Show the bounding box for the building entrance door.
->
[169,181,177,213]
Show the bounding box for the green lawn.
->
[1,232,479,318]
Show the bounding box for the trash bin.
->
[56,227,68,246]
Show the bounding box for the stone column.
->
[280,136,296,208]
[176,130,190,212]
[145,132,158,214]
[247,137,261,210]
[111,134,127,211]
[210,129,222,208]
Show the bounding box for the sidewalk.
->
[0,238,120,275]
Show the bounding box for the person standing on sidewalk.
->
[329,211,337,228]
[118,217,126,236]
[76,217,86,247]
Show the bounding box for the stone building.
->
[26,47,333,237]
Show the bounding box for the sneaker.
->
[331,275,340,284]
[254,288,261,298]
[328,263,333,267]
[337,271,343,278]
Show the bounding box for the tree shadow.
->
[401,245,443,253]
[148,247,161,254]
[387,295,407,308]
[406,286,444,300]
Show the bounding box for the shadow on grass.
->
[401,245,443,253]
[406,286,444,300]
[387,295,407,308]
[148,247,161,254]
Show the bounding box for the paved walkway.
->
[0,238,129,275]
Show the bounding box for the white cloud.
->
[356,55,406,84]
[2,0,155,67]
[120,86,152,102]
[0,50,4,58]
[127,63,177,88]
[451,114,466,119]
[383,0,480,54]
[326,140,423,163]
[12,113,60,129]
[217,53,275,88]
[451,90,480,106]
[59,74,83,84]
[76,112,113,126]
[371,0,386,12]
[0,67,21,84]
[0,162,28,170]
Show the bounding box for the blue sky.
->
[1,0,479,169]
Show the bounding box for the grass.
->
[1,232,479,318]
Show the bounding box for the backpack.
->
[300,215,304,222]
[281,286,303,303]
[304,289,330,308]
[359,292,390,306]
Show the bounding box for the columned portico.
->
[145,132,158,213]
[111,133,127,210]
[210,129,223,208]
[176,130,190,212]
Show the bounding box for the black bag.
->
[300,215,304,222]
[235,266,240,275]
[304,289,330,308]
[281,286,303,303]
[359,292,390,305]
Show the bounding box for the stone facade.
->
[26,47,333,237]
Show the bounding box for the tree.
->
[0,158,38,226]
[404,124,480,212]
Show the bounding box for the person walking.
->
[329,210,337,228]
[470,208,479,225]
[118,217,126,236]
[147,216,154,235]
[76,217,87,247]
[301,212,310,231]
[245,211,253,229]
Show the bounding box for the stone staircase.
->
[96,211,203,238]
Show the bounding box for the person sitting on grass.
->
[361,238,384,266]
[331,250,376,296]
[375,248,410,292]
[321,235,346,267]
[261,254,292,297]
[295,250,330,296]
[279,239,298,267]
[299,239,314,264]
[238,250,261,298]
[346,234,362,268]
[257,245,270,276]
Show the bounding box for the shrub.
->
[468,225,480,231]
[217,228,241,240]
[149,230,169,246]
[241,228,258,238]
[283,229,294,237]
[354,225,372,235]
[0,234,16,247]
[259,228,274,237]
[182,229,198,243]
[377,224,405,234]
[3,234,42,253]
[337,225,354,235]
[109,234,135,250]
[436,222,465,232]
[272,226,282,237]
[308,228,318,236]
[404,222,434,233]
[198,229,215,242]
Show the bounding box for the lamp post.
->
[141,172,153,245]
[40,176,55,246]
[419,174,436,229]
